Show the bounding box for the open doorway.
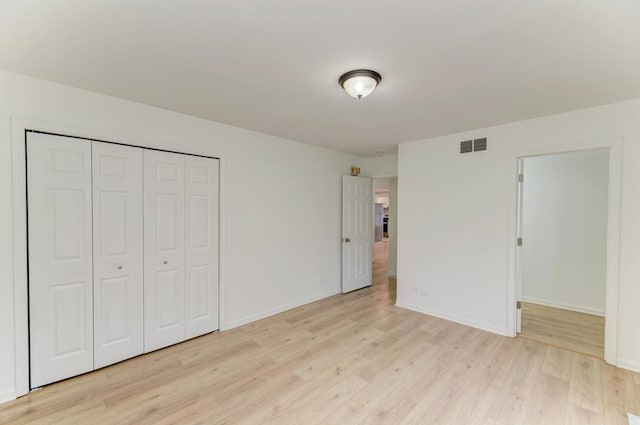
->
[372,177,398,301]
[516,148,608,358]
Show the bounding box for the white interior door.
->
[27,132,94,388]
[185,156,220,338]
[93,142,144,368]
[144,150,186,352]
[342,175,373,293]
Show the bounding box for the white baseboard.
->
[0,389,16,405]
[395,300,508,337]
[223,289,341,330]
[617,359,640,374]
[521,296,605,317]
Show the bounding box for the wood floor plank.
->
[541,345,573,381]
[1,239,638,425]
[602,362,640,425]
[521,371,570,425]
[568,353,603,414]
[482,339,547,424]
[520,302,604,359]
[565,403,604,425]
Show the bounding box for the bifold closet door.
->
[27,133,94,388]
[144,150,186,352]
[185,156,219,338]
[92,142,144,368]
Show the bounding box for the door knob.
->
[117,265,123,270]
[163,260,168,265]
[344,237,351,243]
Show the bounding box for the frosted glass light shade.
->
[339,69,382,99]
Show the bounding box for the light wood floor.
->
[520,302,605,359]
[2,240,639,424]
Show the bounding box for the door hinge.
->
[517,237,523,246]
[518,173,524,183]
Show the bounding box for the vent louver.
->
[474,138,487,152]
[460,140,473,154]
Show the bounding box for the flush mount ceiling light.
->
[339,69,382,99]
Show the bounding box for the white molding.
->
[0,389,16,404]
[386,271,397,278]
[617,359,640,374]
[396,301,509,337]
[506,138,622,368]
[521,296,605,317]
[11,118,29,398]
[10,117,228,395]
[225,289,340,330]
[217,149,228,331]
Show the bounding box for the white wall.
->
[363,154,398,178]
[0,71,359,402]
[521,150,609,316]
[397,98,640,371]
[388,177,398,277]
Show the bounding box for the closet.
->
[143,151,219,352]
[26,132,219,388]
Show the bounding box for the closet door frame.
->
[10,118,225,399]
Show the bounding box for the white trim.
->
[521,297,605,317]
[218,154,228,331]
[506,138,622,367]
[225,289,341,330]
[11,117,228,396]
[11,119,29,398]
[0,390,16,404]
[617,359,640,374]
[396,301,509,337]
[386,272,397,278]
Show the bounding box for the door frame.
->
[10,117,227,397]
[506,138,622,366]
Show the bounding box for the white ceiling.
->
[1,1,639,157]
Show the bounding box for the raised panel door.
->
[27,132,94,388]
[184,156,219,338]
[342,175,372,293]
[92,142,144,368]
[143,150,186,352]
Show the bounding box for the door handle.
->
[344,237,351,243]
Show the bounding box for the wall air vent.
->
[473,138,487,152]
[460,140,473,154]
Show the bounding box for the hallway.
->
[372,238,396,303]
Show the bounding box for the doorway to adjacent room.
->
[516,148,609,358]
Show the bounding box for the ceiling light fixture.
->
[339,69,382,99]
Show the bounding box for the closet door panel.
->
[93,142,144,369]
[185,157,219,338]
[144,150,186,352]
[27,132,94,388]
